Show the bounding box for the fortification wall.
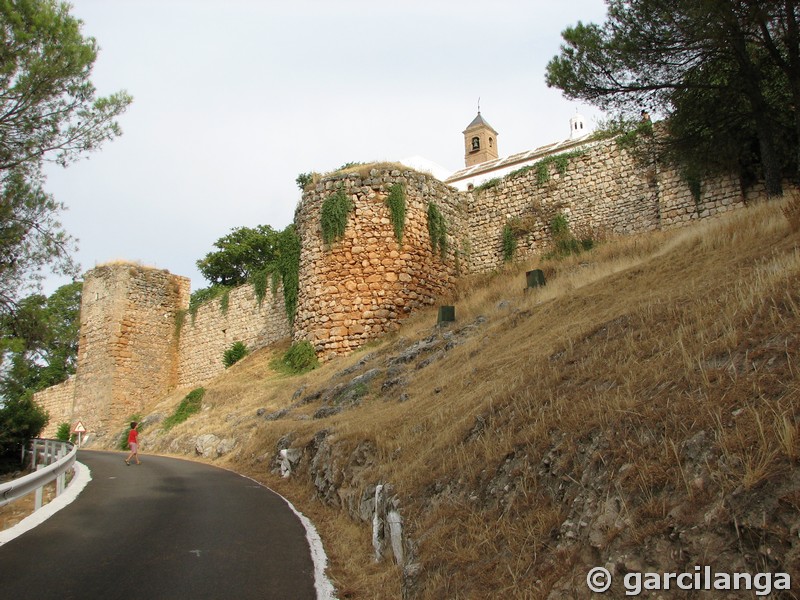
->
[293,168,464,360]
[465,138,758,272]
[71,264,190,438]
[176,282,291,388]
[35,141,781,434]
[35,376,76,438]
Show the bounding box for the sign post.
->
[72,421,86,447]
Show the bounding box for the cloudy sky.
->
[42,0,609,294]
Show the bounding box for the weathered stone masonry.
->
[36,139,773,436]
[37,266,289,437]
[293,169,464,360]
[69,265,190,438]
[176,283,290,388]
[463,137,763,273]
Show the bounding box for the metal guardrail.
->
[0,439,78,509]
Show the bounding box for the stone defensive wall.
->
[464,137,765,273]
[176,282,290,387]
[34,264,290,438]
[34,139,776,436]
[69,264,190,437]
[37,376,76,438]
[293,167,464,360]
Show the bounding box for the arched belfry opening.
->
[463,110,499,167]
[569,111,587,140]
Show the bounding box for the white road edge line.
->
[0,461,92,547]
[238,472,338,600]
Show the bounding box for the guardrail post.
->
[34,465,44,510]
[56,446,66,496]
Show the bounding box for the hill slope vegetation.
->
[121,197,799,599]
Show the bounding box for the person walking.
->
[124,421,141,465]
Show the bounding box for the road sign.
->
[73,421,86,433]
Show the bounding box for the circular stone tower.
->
[293,165,464,360]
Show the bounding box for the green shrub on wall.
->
[188,285,229,323]
[175,309,186,337]
[321,190,353,246]
[386,183,406,243]
[296,172,313,190]
[474,177,501,193]
[223,341,249,368]
[427,202,447,258]
[546,213,595,259]
[507,150,586,186]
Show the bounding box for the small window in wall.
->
[489,137,494,148]
[471,137,480,151]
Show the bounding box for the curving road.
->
[0,450,321,600]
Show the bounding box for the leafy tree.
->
[196,225,281,287]
[0,281,82,401]
[545,0,799,196]
[55,422,72,442]
[0,394,48,464]
[0,0,132,315]
[193,224,301,326]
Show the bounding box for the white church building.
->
[402,110,598,191]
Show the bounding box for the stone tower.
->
[463,111,499,167]
[71,263,190,438]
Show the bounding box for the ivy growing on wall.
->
[386,183,407,243]
[501,224,517,262]
[219,288,231,314]
[473,177,501,193]
[427,202,447,258]
[680,166,703,208]
[174,309,186,337]
[275,224,301,324]
[251,268,269,306]
[507,149,587,186]
[321,190,353,246]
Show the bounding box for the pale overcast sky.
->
[42,0,609,294]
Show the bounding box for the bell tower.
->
[463,110,499,167]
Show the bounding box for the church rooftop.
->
[464,111,497,133]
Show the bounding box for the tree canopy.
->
[545,0,800,196]
[196,225,282,288]
[0,1,129,453]
[0,281,82,401]
[0,281,81,462]
[0,0,132,316]
[192,223,301,325]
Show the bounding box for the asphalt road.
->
[0,450,318,600]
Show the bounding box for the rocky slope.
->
[98,200,799,599]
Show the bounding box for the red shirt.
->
[128,428,138,444]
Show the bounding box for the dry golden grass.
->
[132,196,799,598]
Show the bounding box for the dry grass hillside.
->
[110,196,798,599]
